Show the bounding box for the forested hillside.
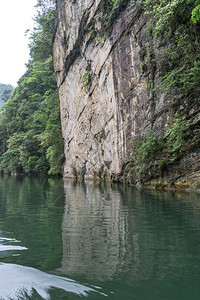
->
[0,0,63,175]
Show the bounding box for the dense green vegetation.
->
[144,0,200,98]
[127,0,200,183]
[0,0,64,175]
[126,114,197,183]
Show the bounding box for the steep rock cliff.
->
[53,0,200,189]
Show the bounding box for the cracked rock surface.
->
[53,0,200,185]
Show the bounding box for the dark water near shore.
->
[0,176,200,299]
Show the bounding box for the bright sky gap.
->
[0,0,37,87]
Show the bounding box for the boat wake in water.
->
[0,233,106,299]
[0,263,106,299]
[0,235,27,254]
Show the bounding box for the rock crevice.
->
[53,0,200,188]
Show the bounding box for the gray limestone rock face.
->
[53,0,199,184]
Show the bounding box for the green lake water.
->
[0,175,200,299]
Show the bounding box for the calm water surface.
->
[0,176,200,299]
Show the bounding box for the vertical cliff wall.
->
[53,0,200,187]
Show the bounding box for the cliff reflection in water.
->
[59,180,200,284]
[59,180,140,281]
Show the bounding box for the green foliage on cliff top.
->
[0,0,64,175]
[144,0,200,98]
